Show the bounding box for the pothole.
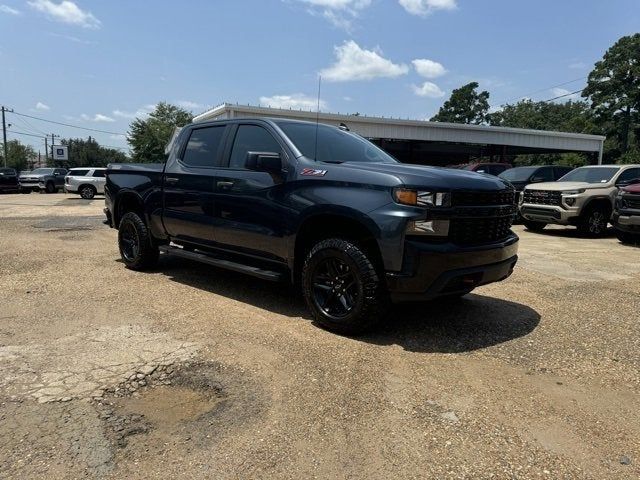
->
[96,362,229,449]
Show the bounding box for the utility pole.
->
[50,134,59,163]
[1,106,13,167]
[44,136,48,162]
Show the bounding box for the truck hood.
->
[524,181,607,191]
[19,173,46,180]
[340,162,512,191]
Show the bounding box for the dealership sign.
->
[52,145,69,161]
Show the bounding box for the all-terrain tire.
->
[45,181,56,194]
[578,205,610,237]
[302,238,388,335]
[616,229,639,245]
[117,211,159,270]
[523,220,547,232]
[80,185,96,199]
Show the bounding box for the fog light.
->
[565,197,576,206]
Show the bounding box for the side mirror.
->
[530,176,544,183]
[245,152,282,173]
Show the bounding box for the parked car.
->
[520,164,640,236]
[456,162,512,176]
[612,181,640,244]
[499,165,574,192]
[19,167,67,193]
[65,167,106,199]
[105,118,519,334]
[0,167,20,193]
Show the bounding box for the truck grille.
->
[451,190,516,207]
[449,215,514,245]
[523,190,562,206]
[622,194,640,210]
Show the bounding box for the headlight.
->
[561,189,585,195]
[393,188,450,207]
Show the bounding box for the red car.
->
[613,181,640,244]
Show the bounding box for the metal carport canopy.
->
[194,103,606,162]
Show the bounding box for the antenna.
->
[313,75,321,162]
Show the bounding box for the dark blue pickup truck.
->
[105,118,519,334]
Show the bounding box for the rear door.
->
[91,169,106,193]
[162,124,228,247]
[212,122,290,261]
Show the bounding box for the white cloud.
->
[295,0,371,31]
[175,100,204,110]
[28,0,101,29]
[35,102,50,111]
[321,40,409,82]
[568,61,586,70]
[259,93,327,111]
[0,4,21,15]
[399,0,457,16]
[550,87,580,100]
[81,113,114,122]
[112,105,155,120]
[412,81,445,98]
[412,58,446,79]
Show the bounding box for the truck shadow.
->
[523,227,616,239]
[154,257,540,354]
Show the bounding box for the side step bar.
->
[159,245,283,282]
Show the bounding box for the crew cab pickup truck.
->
[520,164,640,236]
[613,181,640,244]
[19,167,67,193]
[104,118,519,334]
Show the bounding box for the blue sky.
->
[1,0,638,154]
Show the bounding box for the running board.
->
[159,245,283,282]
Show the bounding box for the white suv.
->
[64,168,106,199]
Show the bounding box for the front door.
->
[213,123,290,262]
[162,124,227,247]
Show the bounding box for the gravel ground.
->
[0,193,638,479]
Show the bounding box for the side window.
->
[536,167,554,182]
[554,167,571,180]
[70,169,89,177]
[228,125,282,169]
[617,168,640,184]
[182,126,225,168]
[492,165,508,175]
[54,169,66,175]
[92,170,105,178]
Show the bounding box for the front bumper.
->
[612,211,640,233]
[19,182,41,190]
[520,203,579,225]
[386,233,519,302]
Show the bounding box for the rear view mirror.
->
[245,152,282,173]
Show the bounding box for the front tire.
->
[80,185,96,199]
[302,238,387,335]
[616,229,639,245]
[578,205,610,237]
[45,182,56,194]
[118,212,159,270]
[523,220,547,232]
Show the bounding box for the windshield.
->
[499,167,538,181]
[276,122,397,164]
[29,168,54,175]
[559,167,620,183]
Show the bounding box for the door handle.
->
[217,181,234,190]
[165,177,179,184]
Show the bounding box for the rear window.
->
[92,169,106,178]
[68,169,89,177]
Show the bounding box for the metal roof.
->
[194,103,605,161]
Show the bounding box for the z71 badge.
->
[300,168,328,177]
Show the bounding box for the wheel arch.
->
[582,196,613,217]
[113,190,145,228]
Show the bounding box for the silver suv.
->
[520,164,640,236]
[64,167,106,199]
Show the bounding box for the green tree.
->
[127,102,193,163]
[59,137,128,167]
[430,82,490,124]
[582,33,640,155]
[2,140,36,171]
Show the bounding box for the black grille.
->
[622,194,640,210]
[523,190,562,206]
[449,215,514,245]
[451,190,516,207]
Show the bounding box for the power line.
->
[540,88,584,103]
[9,110,127,136]
[495,76,587,106]
[7,129,45,139]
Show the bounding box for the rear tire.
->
[302,238,388,335]
[578,205,610,237]
[117,212,159,270]
[80,185,96,199]
[523,220,547,232]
